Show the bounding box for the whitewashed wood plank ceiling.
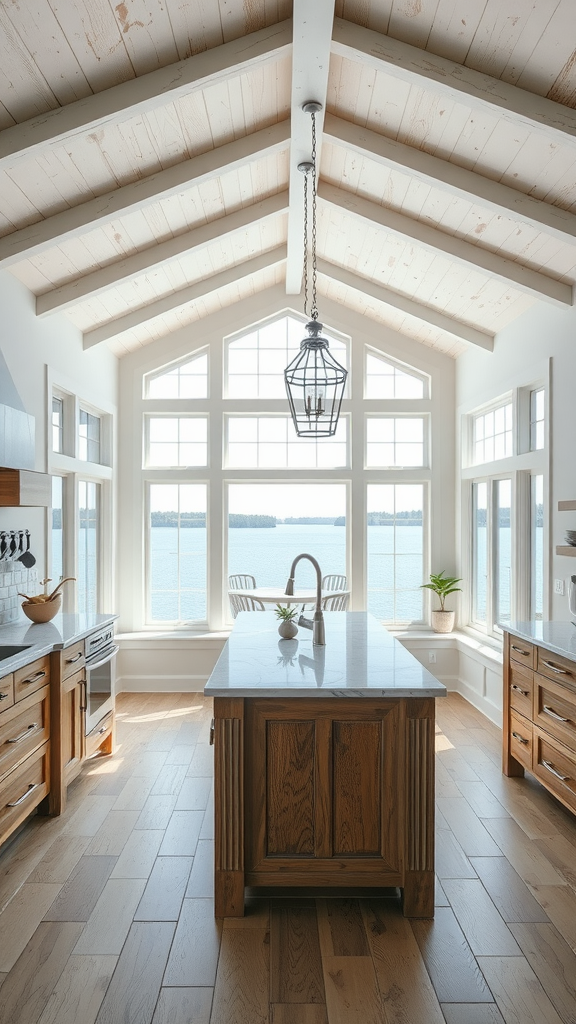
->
[0,0,574,357]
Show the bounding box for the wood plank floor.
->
[1,691,576,1024]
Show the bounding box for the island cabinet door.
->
[244,698,404,886]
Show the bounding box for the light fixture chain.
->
[311,111,318,321]
[302,170,309,318]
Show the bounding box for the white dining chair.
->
[229,593,265,618]
[321,574,347,592]
[322,592,349,611]
[229,574,256,589]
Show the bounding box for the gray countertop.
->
[0,613,117,675]
[505,620,576,662]
[204,611,446,698]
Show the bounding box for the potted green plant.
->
[275,603,299,639]
[421,571,462,633]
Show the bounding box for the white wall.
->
[456,297,576,624]
[0,269,118,587]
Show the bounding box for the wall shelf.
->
[556,546,576,557]
[558,500,576,511]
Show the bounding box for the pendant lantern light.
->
[284,102,347,438]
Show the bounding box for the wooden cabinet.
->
[49,643,87,815]
[503,631,576,816]
[0,656,51,848]
[213,695,436,919]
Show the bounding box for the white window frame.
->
[364,346,430,400]
[46,371,115,614]
[144,414,209,468]
[460,371,550,640]
[365,414,429,470]
[223,413,350,470]
[144,347,209,400]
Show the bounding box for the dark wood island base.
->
[213,694,436,919]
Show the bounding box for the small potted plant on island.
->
[421,570,462,633]
[275,604,299,639]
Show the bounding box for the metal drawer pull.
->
[543,705,569,723]
[0,692,9,701]
[21,670,46,685]
[542,760,570,782]
[7,723,39,744]
[66,652,83,664]
[511,646,529,656]
[542,660,568,675]
[511,685,528,695]
[209,718,215,746]
[512,731,528,744]
[7,782,40,807]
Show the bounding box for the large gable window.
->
[139,312,434,629]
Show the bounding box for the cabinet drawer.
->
[0,685,50,782]
[509,637,536,669]
[509,662,533,719]
[0,675,14,711]
[0,741,50,844]
[534,674,576,755]
[533,727,576,815]
[510,710,532,769]
[14,655,50,702]
[536,648,576,691]
[61,641,85,680]
[86,711,113,759]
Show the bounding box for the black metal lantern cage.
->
[284,321,347,438]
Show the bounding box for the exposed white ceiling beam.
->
[331,18,576,147]
[0,20,292,171]
[0,122,290,269]
[319,183,572,308]
[83,247,287,348]
[324,114,576,247]
[285,0,335,294]
[37,191,289,317]
[317,258,494,350]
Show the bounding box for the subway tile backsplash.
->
[0,564,38,624]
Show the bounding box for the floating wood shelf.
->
[0,468,51,506]
[558,500,576,511]
[556,546,576,557]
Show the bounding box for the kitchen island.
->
[205,611,446,918]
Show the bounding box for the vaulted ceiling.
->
[1,0,575,358]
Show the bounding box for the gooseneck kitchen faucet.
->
[285,553,325,646]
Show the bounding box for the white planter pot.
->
[278,619,298,639]
[431,610,455,634]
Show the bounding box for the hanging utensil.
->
[0,532,7,560]
[17,530,36,568]
[9,531,17,560]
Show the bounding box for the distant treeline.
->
[151,511,206,527]
[284,517,339,525]
[150,512,276,528]
[149,510,430,528]
[367,510,423,525]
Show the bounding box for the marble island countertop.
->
[505,620,576,662]
[0,612,117,675]
[204,611,446,698]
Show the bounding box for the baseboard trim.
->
[117,675,209,693]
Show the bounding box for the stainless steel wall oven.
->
[85,626,118,734]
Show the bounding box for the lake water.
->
[149,523,424,623]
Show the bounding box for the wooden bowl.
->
[22,593,62,623]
